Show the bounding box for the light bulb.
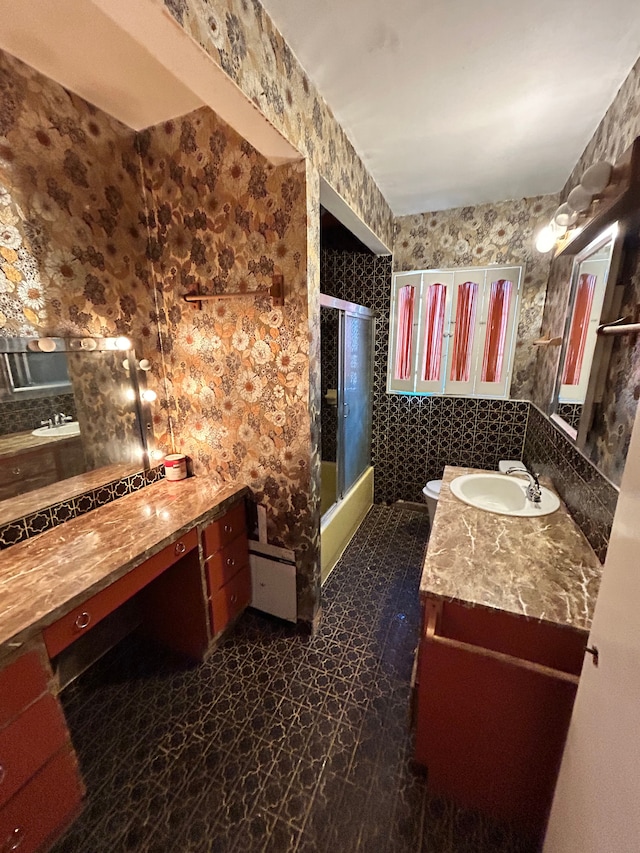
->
[581,161,612,194]
[553,203,578,229]
[114,336,132,351]
[142,389,157,403]
[535,224,557,253]
[37,337,57,352]
[80,338,97,351]
[139,359,151,371]
[567,185,592,213]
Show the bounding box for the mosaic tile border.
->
[0,466,165,550]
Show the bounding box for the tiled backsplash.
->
[0,393,77,437]
[0,466,164,550]
[524,405,618,562]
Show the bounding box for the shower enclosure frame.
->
[320,293,375,517]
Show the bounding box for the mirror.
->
[0,336,153,524]
[551,224,619,439]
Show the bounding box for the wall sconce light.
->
[536,159,613,254]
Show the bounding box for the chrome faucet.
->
[53,412,72,426]
[506,466,542,503]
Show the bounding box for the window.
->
[387,265,523,398]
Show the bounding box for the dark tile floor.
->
[52,506,538,853]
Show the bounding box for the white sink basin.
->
[32,421,81,438]
[450,472,560,517]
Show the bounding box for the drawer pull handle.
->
[74,611,91,631]
[0,763,5,784]
[5,827,25,851]
[175,542,186,555]
[226,557,235,567]
[224,524,233,534]
[230,594,238,604]
[11,467,20,476]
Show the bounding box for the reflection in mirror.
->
[551,225,617,439]
[0,336,152,523]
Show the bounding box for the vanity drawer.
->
[210,566,251,636]
[0,651,50,730]
[202,502,246,558]
[0,694,68,809]
[0,747,82,853]
[205,534,250,594]
[43,528,198,658]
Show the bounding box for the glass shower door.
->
[340,312,374,495]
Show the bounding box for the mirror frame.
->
[550,222,625,441]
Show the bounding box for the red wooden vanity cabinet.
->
[202,502,251,638]
[0,647,83,853]
[414,596,586,836]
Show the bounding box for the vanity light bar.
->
[183,275,284,309]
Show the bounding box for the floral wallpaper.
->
[532,53,640,485]
[139,107,319,623]
[0,49,163,381]
[394,194,559,399]
[162,0,394,251]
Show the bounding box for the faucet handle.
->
[40,418,53,428]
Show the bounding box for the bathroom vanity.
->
[414,466,602,836]
[0,477,251,852]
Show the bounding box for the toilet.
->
[422,480,442,526]
[422,461,525,527]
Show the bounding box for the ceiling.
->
[261,0,640,215]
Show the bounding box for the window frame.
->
[387,264,523,398]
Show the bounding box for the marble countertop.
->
[420,466,602,632]
[0,477,249,657]
[0,429,81,459]
[0,462,141,527]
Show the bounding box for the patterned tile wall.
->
[556,403,582,432]
[523,405,618,562]
[0,392,76,436]
[320,249,528,505]
[0,465,164,550]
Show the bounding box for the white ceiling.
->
[261,0,640,215]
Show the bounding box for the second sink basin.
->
[32,421,81,438]
[450,472,560,517]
